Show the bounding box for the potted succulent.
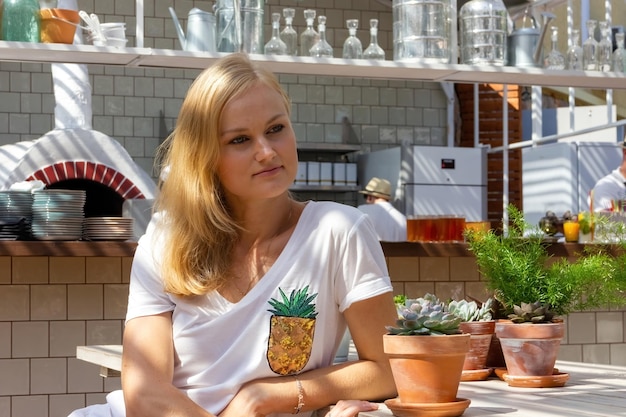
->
[447,298,495,381]
[383,294,471,415]
[465,205,626,386]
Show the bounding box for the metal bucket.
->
[214,0,264,54]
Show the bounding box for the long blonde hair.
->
[154,54,291,296]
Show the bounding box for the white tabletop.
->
[76,346,626,416]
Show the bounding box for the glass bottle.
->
[280,8,297,56]
[458,0,508,66]
[310,15,333,57]
[582,19,599,71]
[566,29,583,71]
[597,21,612,72]
[613,32,626,73]
[544,26,565,70]
[264,12,288,55]
[299,9,319,56]
[2,0,41,42]
[363,18,385,60]
[342,18,362,59]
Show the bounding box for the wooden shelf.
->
[297,143,361,153]
[1,41,624,90]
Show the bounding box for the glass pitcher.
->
[214,0,264,54]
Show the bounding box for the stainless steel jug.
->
[169,7,216,52]
[214,0,264,54]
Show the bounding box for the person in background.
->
[68,53,397,417]
[591,136,626,212]
[357,177,407,242]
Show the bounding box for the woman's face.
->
[217,82,297,204]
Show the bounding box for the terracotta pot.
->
[40,9,80,44]
[459,320,495,370]
[495,321,564,376]
[383,333,470,404]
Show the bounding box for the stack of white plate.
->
[84,217,134,241]
[0,191,34,240]
[31,189,86,241]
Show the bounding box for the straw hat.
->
[359,177,392,199]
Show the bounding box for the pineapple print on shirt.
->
[266,286,318,375]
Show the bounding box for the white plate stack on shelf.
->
[0,191,33,240]
[31,189,86,241]
[84,217,134,241]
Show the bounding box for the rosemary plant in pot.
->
[383,294,471,416]
[465,205,626,386]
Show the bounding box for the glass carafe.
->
[310,15,333,57]
[280,8,297,56]
[613,32,626,73]
[597,21,612,72]
[459,0,508,65]
[2,0,40,42]
[363,18,385,60]
[566,29,583,71]
[342,19,362,59]
[544,26,565,70]
[299,9,319,56]
[582,19,598,71]
[264,12,287,55]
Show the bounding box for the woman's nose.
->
[255,136,276,160]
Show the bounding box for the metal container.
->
[214,0,264,54]
[459,0,508,65]
[392,0,452,64]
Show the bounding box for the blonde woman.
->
[69,53,397,417]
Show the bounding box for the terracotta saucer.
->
[502,372,569,388]
[494,367,560,381]
[461,368,492,381]
[384,397,471,417]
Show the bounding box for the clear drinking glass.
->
[342,19,363,59]
[613,32,626,73]
[280,8,298,56]
[544,26,565,70]
[310,15,333,57]
[363,18,385,60]
[582,19,599,71]
[264,12,288,55]
[597,21,612,72]
[299,9,319,56]
[566,29,583,71]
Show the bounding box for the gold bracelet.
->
[293,376,304,414]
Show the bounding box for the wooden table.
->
[77,346,626,416]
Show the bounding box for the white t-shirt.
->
[357,201,407,242]
[85,201,391,417]
[591,168,626,211]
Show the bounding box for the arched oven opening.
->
[47,179,125,218]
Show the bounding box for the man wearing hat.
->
[357,177,407,241]
[590,136,626,212]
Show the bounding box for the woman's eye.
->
[267,124,284,134]
[230,136,248,145]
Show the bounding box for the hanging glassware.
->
[392,0,453,63]
[342,19,363,59]
[544,26,565,70]
[264,12,288,55]
[299,9,319,56]
[566,28,583,71]
[613,32,626,73]
[280,8,297,56]
[597,21,612,72]
[458,0,508,66]
[582,19,599,71]
[363,18,385,60]
[310,15,333,57]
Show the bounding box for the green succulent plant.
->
[507,301,555,323]
[387,293,462,335]
[447,298,494,322]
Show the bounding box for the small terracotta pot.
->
[383,333,470,404]
[40,9,80,44]
[495,321,564,376]
[459,320,495,370]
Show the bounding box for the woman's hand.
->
[325,400,379,417]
